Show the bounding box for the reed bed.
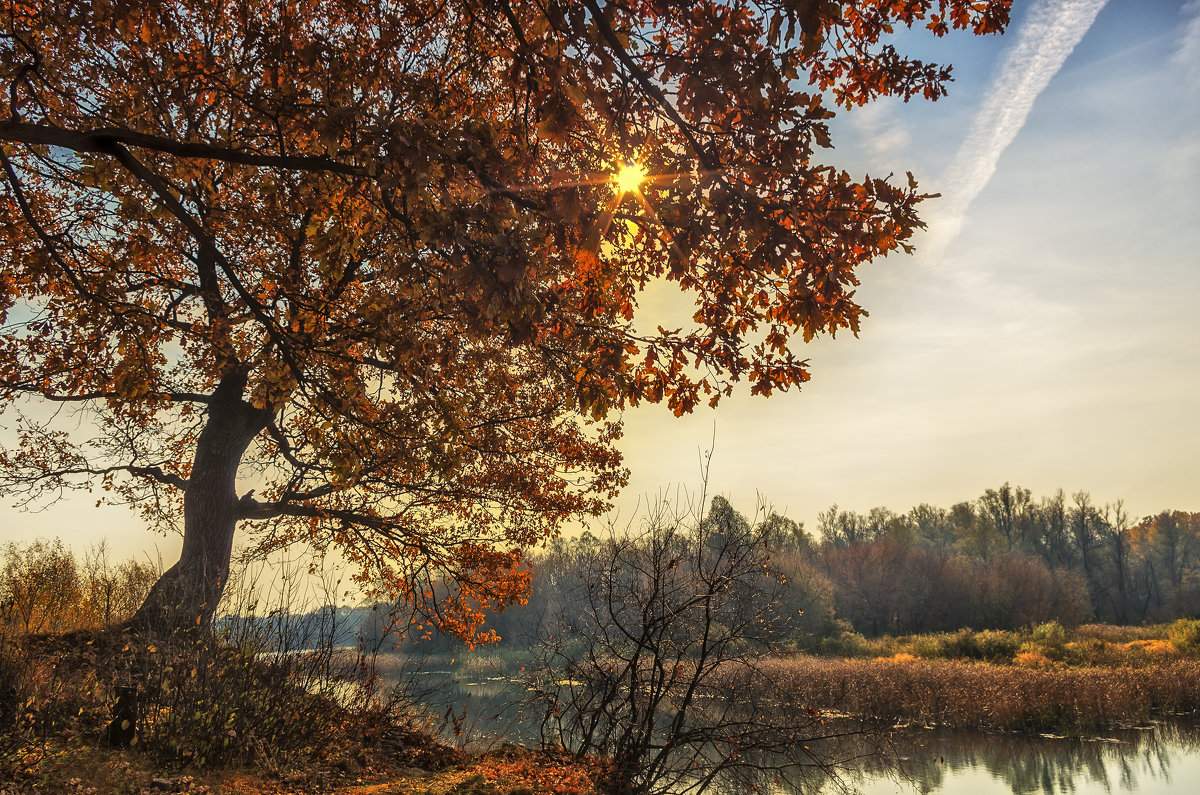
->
[759,656,1200,732]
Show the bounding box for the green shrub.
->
[1032,621,1067,644]
[975,630,1020,663]
[1062,637,1109,666]
[937,628,982,660]
[1168,619,1200,654]
[904,634,943,660]
[817,620,868,657]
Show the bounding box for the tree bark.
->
[130,370,269,634]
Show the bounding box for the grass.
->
[9,617,1200,790]
[761,655,1200,732]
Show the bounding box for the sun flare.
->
[615,161,647,194]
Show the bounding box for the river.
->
[398,666,1200,794]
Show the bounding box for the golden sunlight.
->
[615,161,647,194]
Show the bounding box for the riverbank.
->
[0,628,603,795]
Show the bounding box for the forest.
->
[360,483,1200,653]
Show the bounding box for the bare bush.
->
[526,495,854,794]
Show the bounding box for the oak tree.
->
[0,0,1010,635]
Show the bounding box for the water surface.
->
[398,665,1200,794]
[835,723,1200,795]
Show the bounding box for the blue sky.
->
[2,0,1198,562]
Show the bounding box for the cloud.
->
[922,0,1110,263]
[850,102,912,161]
[1175,0,1200,89]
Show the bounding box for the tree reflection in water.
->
[825,722,1200,795]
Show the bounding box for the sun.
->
[615,161,647,194]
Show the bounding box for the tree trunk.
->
[130,370,269,634]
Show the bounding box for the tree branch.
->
[7,463,189,491]
[580,0,720,173]
[0,384,212,404]
[0,120,363,177]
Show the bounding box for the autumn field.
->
[7,530,1200,793]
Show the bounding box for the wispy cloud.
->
[922,0,1110,263]
[1174,0,1200,89]
[851,102,912,162]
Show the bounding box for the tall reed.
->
[760,656,1200,732]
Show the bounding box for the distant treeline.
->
[803,485,1199,634]
[8,483,1197,651]
[367,485,1200,651]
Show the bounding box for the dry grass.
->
[1,627,605,794]
[0,627,463,789]
[761,655,1200,732]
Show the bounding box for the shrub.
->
[937,628,982,660]
[1025,621,1068,660]
[819,621,869,657]
[882,653,919,664]
[1,539,82,634]
[974,630,1020,663]
[0,631,30,775]
[0,551,436,784]
[133,633,387,767]
[528,502,839,795]
[1123,639,1176,657]
[1168,619,1200,653]
[1,540,159,634]
[904,634,942,660]
[1031,621,1067,644]
[1062,638,1108,666]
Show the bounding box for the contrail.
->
[923,0,1110,263]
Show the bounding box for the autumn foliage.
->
[0,0,1010,635]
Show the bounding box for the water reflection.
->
[410,670,536,748]
[839,723,1200,795]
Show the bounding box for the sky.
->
[615,0,1200,533]
[2,0,1198,564]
